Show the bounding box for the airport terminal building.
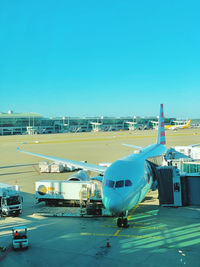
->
[0,110,176,136]
[0,111,130,135]
[0,111,64,135]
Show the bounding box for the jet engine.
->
[67,170,90,181]
[91,175,103,183]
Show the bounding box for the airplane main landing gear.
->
[117,217,129,228]
[117,218,122,227]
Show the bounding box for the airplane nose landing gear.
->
[117,217,129,228]
[117,210,129,228]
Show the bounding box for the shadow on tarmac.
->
[0,164,38,169]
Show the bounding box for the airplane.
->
[125,121,137,131]
[90,122,102,132]
[164,119,191,130]
[17,104,167,227]
[125,116,137,131]
[151,120,159,130]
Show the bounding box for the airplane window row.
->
[104,179,132,188]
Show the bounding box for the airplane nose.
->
[105,194,123,213]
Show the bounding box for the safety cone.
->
[106,242,110,248]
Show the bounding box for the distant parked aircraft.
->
[125,121,137,131]
[90,122,102,132]
[165,119,191,130]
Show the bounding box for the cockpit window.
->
[125,180,132,187]
[105,179,132,188]
[115,180,124,188]
[105,180,115,188]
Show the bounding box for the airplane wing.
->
[122,144,143,150]
[191,144,200,147]
[168,125,179,130]
[17,147,106,174]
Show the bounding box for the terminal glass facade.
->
[0,111,177,136]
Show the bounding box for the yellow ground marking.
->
[133,211,158,216]
[129,222,148,225]
[22,135,155,145]
[129,225,167,230]
[112,204,140,237]
[80,233,164,240]
[114,229,122,236]
[118,234,164,239]
[14,130,194,145]
[101,225,167,230]
[81,233,114,237]
[128,204,140,220]
[0,129,197,143]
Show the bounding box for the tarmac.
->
[0,129,200,267]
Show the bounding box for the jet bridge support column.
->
[157,166,182,207]
[172,168,182,206]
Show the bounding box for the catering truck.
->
[0,183,23,216]
[35,180,101,206]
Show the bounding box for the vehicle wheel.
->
[117,218,122,227]
[123,218,129,228]
[96,209,101,215]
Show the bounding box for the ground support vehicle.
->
[0,183,23,216]
[12,226,28,250]
[35,180,101,206]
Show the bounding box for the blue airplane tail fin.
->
[157,104,166,145]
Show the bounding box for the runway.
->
[0,129,200,266]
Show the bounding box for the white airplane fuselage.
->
[102,143,166,216]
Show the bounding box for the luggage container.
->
[64,164,76,172]
[39,161,51,173]
[50,163,64,173]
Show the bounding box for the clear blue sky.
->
[0,0,200,118]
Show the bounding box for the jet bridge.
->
[156,166,200,206]
[157,166,182,207]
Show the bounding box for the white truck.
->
[35,180,101,206]
[0,183,23,216]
